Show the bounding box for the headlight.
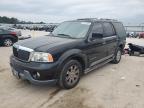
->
[30,52,54,62]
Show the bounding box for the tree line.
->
[0,16,45,24]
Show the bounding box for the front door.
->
[86,22,107,67]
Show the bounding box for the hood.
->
[15,35,77,51]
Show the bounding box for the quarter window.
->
[112,22,126,37]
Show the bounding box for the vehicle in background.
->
[14,24,58,32]
[28,25,57,32]
[10,18,126,89]
[139,32,144,38]
[7,28,22,36]
[126,32,139,38]
[0,26,22,37]
[0,28,18,46]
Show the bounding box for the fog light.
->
[36,72,40,77]
[33,72,40,79]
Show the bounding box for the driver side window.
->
[89,23,104,39]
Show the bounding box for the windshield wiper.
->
[57,33,75,39]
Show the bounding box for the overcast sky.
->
[0,0,143,25]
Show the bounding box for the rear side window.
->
[112,22,126,37]
[103,22,115,37]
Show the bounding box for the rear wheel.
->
[3,38,13,47]
[111,48,122,64]
[59,60,82,89]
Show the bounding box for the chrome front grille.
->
[13,45,33,61]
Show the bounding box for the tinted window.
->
[90,23,103,36]
[103,22,115,37]
[112,22,126,37]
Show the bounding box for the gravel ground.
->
[0,31,144,108]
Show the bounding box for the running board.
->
[84,57,113,74]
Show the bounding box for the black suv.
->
[10,18,126,89]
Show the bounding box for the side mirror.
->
[91,33,103,40]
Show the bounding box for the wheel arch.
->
[57,49,88,72]
[2,35,17,42]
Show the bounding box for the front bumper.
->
[10,55,59,85]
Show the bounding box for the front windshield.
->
[52,21,91,39]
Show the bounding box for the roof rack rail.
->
[99,18,118,21]
[77,18,118,22]
[77,18,98,20]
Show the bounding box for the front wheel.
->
[58,60,82,89]
[111,48,122,64]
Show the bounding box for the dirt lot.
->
[0,32,144,108]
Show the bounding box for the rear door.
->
[112,22,126,48]
[102,22,117,56]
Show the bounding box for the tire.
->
[111,48,122,64]
[3,38,13,47]
[58,60,82,89]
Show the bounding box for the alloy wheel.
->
[4,39,13,46]
[65,65,80,86]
